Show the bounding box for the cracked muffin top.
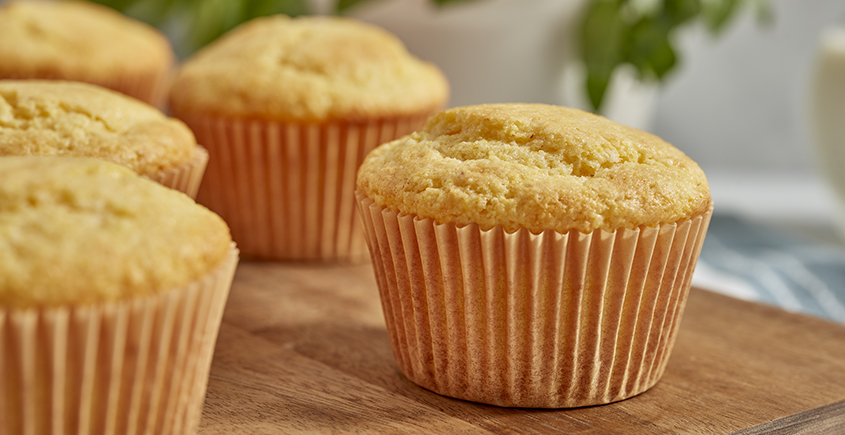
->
[169,15,449,122]
[0,80,196,176]
[0,156,232,309]
[357,103,712,234]
[0,0,173,82]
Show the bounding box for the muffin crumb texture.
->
[0,0,173,80]
[170,15,449,121]
[0,157,232,308]
[0,80,196,175]
[357,103,711,233]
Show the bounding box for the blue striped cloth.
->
[692,214,845,324]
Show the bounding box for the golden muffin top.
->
[0,0,174,80]
[357,104,712,234]
[169,15,449,122]
[0,156,232,309]
[0,80,196,175]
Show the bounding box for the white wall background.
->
[653,0,845,176]
[649,0,845,231]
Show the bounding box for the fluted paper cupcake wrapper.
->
[145,146,209,199]
[0,246,239,435]
[0,70,171,108]
[183,114,430,261]
[357,193,713,408]
[92,70,170,108]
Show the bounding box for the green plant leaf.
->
[336,0,474,14]
[663,0,701,25]
[579,0,626,111]
[643,29,677,79]
[186,0,246,53]
[702,0,740,34]
[753,0,775,25]
[625,16,677,79]
[576,0,770,113]
[432,0,478,5]
[586,69,614,114]
[90,0,178,27]
[335,0,377,14]
[129,0,181,27]
[244,0,308,20]
[87,0,139,12]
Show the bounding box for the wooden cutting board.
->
[198,261,845,434]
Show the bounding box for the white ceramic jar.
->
[810,26,845,238]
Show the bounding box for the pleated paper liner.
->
[144,146,209,199]
[183,114,430,261]
[0,245,239,435]
[357,193,713,408]
[88,69,171,109]
[0,70,171,108]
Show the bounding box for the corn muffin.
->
[0,156,238,435]
[170,14,449,261]
[356,103,713,408]
[0,80,208,197]
[0,0,174,106]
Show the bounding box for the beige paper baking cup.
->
[183,114,430,261]
[89,70,170,108]
[145,146,209,199]
[357,193,712,408]
[0,245,239,435]
[0,69,171,108]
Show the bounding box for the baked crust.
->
[0,156,231,308]
[357,103,712,233]
[169,15,449,122]
[0,80,196,175]
[0,0,173,81]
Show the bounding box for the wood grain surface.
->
[198,261,845,434]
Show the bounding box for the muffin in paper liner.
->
[186,114,430,261]
[357,193,713,408]
[0,246,239,435]
[145,145,210,199]
[169,15,449,261]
